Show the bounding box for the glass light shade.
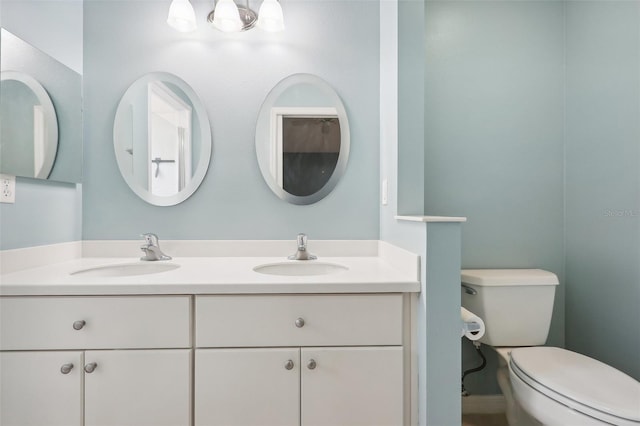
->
[212,0,243,32]
[256,0,285,32]
[167,0,197,32]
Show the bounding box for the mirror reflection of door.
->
[271,107,340,197]
[147,81,192,197]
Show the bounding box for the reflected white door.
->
[148,81,192,197]
[149,114,180,196]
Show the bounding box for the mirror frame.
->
[113,72,212,206]
[255,73,350,205]
[1,70,59,179]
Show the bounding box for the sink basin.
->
[71,262,180,278]
[253,262,348,276]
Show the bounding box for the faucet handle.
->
[141,233,159,245]
[296,233,307,250]
[288,233,316,261]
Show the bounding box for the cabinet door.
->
[301,347,404,426]
[0,351,82,426]
[195,348,300,426]
[84,349,191,426]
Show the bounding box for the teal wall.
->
[0,0,83,250]
[423,0,566,394]
[565,0,640,380]
[397,0,425,215]
[0,178,82,250]
[422,0,639,394]
[82,0,380,241]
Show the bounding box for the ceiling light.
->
[167,0,198,33]
[256,0,285,32]
[168,0,285,33]
[208,0,246,32]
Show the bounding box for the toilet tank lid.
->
[461,269,559,286]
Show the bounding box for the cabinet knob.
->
[60,363,74,374]
[295,318,305,328]
[284,360,294,370]
[84,362,98,373]
[73,320,86,330]
[307,359,317,370]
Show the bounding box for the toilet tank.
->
[461,269,559,346]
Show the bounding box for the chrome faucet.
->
[140,233,172,261]
[288,233,317,261]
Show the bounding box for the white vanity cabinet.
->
[194,294,406,426]
[0,296,192,426]
[1,351,84,426]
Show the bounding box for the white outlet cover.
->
[1,174,16,203]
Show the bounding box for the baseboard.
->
[462,394,506,414]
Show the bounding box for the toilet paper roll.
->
[461,307,485,341]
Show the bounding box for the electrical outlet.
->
[1,174,16,204]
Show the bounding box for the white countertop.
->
[0,241,420,296]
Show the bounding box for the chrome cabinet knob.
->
[60,363,74,374]
[307,359,317,370]
[284,360,294,370]
[84,362,97,373]
[72,320,86,330]
[295,318,305,328]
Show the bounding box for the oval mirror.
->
[113,72,211,206]
[255,74,350,205]
[1,71,58,179]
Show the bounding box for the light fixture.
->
[167,0,198,33]
[256,0,285,32]
[168,0,284,33]
[209,0,246,32]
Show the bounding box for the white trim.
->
[33,105,45,177]
[462,394,507,414]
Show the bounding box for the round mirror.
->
[255,74,350,205]
[113,72,211,206]
[0,71,58,179]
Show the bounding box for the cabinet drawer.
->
[196,294,402,347]
[0,296,191,350]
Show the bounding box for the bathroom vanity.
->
[0,240,420,426]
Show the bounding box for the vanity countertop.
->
[0,241,420,296]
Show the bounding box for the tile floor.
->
[462,413,509,426]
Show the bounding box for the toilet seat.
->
[509,347,640,425]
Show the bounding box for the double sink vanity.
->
[0,238,420,426]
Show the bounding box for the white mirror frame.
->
[255,73,350,205]
[113,72,212,206]
[1,70,58,179]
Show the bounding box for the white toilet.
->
[461,269,640,426]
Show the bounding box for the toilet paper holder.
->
[461,283,477,295]
[463,322,482,333]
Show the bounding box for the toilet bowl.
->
[462,269,640,426]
